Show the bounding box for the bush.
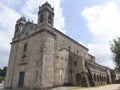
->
[0,66,7,77]
[0,76,4,83]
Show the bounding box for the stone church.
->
[5,2,116,90]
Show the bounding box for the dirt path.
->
[0,84,120,90]
[51,84,120,90]
[72,84,120,90]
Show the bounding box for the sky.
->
[1,0,120,69]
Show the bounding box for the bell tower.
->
[38,2,54,27]
[14,17,26,38]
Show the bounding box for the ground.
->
[0,84,120,90]
[69,84,120,90]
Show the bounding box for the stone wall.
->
[5,31,45,89]
[54,49,69,86]
[5,43,18,88]
[41,31,55,88]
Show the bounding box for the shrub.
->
[0,76,4,83]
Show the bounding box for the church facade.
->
[5,2,116,90]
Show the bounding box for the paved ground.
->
[0,83,4,89]
[0,84,120,90]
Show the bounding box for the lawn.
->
[0,76,4,83]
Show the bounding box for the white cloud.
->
[87,44,115,68]
[21,0,65,32]
[81,1,120,68]
[0,0,65,68]
[0,2,21,68]
[0,0,25,9]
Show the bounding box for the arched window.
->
[97,74,99,82]
[74,61,77,66]
[99,75,101,81]
[40,14,43,23]
[18,26,23,32]
[68,46,71,51]
[102,76,104,82]
[100,75,101,81]
[77,50,79,54]
[48,15,52,24]
[94,74,96,81]
[104,76,106,82]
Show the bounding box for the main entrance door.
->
[18,72,25,88]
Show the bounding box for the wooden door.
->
[18,72,25,88]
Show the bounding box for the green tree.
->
[0,66,7,77]
[0,67,7,83]
[0,76,4,83]
[110,37,120,72]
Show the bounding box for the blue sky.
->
[1,0,120,68]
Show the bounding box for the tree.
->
[0,68,1,74]
[0,66,7,77]
[110,37,120,72]
[0,67,7,83]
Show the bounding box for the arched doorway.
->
[94,74,96,81]
[97,74,99,82]
[75,73,81,86]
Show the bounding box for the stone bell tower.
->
[14,17,26,38]
[38,2,54,27]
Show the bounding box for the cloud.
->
[0,1,21,68]
[1,0,65,32]
[21,0,65,32]
[0,0,25,10]
[81,1,120,68]
[0,0,65,68]
[87,44,115,68]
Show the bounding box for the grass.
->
[0,76,4,83]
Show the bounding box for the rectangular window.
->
[77,50,79,54]
[74,61,77,66]
[68,46,71,50]
[23,43,27,51]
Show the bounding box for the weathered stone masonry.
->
[5,2,116,90]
